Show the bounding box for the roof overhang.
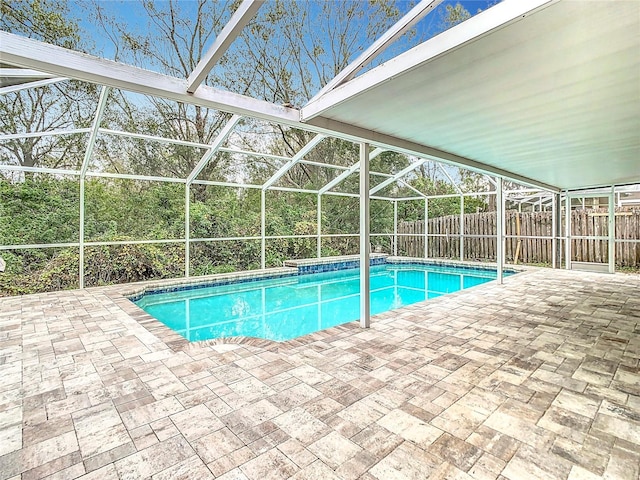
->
[302,0,640,191]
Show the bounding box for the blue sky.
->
[73,0,499,63]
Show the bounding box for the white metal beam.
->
[565,194,572,270]
[370,159,427,195]
[393,200,398,255]
[99,128,210,149]
[99,128,291,161]
[0,77,68,95]
[309,0,443,102]
[80,86,110,176]
[187,114,242,184]
[512,192,552,204]
[0,162,437,201]
[424,198,429,258]
[262,134,325,189]
[260,189,266,269]
[318,147,385,194]
[319,161,361,194]
[0,128,90,141]
[399,180,427,198]
[0,31,298,126]
[316,195,322,258]
[300,159,348,171]
[0,68,54,78]
[437,163,462,194]
[0,165,79,176]
[186,0,264,93]
[185,185,191,277]
[551,193,559,268]
[79,86,110,289]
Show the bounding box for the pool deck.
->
[1,267,639,479]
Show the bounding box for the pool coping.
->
[107,256,530,351]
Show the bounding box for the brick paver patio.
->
[1,267,639,479]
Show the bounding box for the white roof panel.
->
[302,0,640,191]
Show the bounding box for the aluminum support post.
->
[79,178,85,287]
[496,178,504,284]
[261,189,266,269]
[459,195,464,261]
[360,143,370,328]
[317,195,322,258]
[185,186,190,277]
[565,194,572,270]
[393,200,398,256]
[551,193,559,269]
[424,198,429,259]
[608,186,615,273]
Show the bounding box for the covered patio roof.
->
[303,0,640,191]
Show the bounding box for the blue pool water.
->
[134,263,507,342]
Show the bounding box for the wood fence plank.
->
[399,208,639,267]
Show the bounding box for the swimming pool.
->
[134,262,509,342]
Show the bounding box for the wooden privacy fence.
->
[397,208,640,267]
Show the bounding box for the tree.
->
[441,2,472,28]
[0,0,98,170]
[236,0,405,189]
[91,0,243,179]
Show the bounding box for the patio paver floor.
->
[0,267,639,479]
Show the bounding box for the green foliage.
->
[321,195,359,234]
[0,177,186,295]
[0,242,185,295]
[265,191,316,236]
[84,179,184,241]
[191,241,261,275]
[0,177,79,244]
[0,248,77,295]
[191,186,260,238]
[397,176,489,221]
[0,173,490,296]
[444,3,472,27]
[83,242,184,287]
[1,0,98,169]
[0,0,81,48]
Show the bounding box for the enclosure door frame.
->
[565,188,615,274]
